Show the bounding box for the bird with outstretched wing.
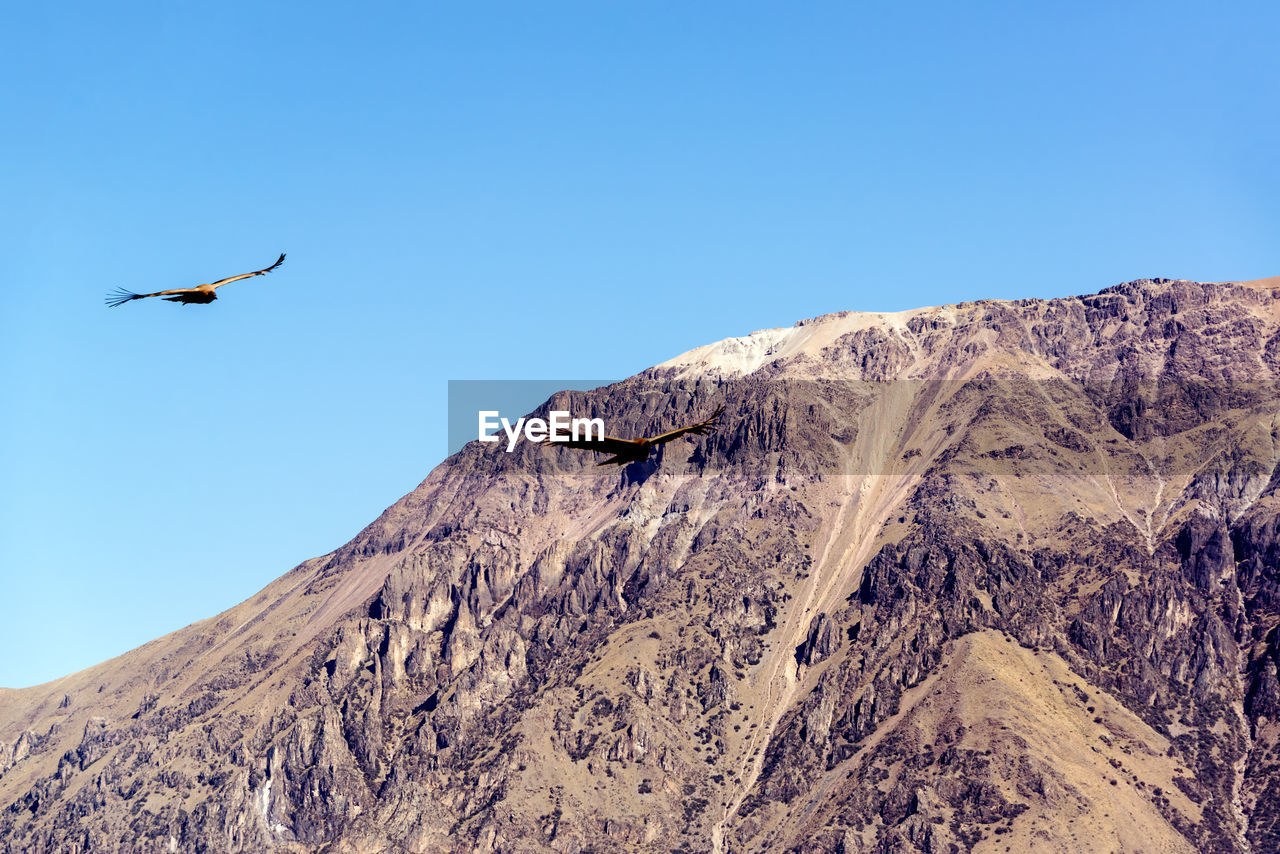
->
[542,404,726,466]
[106,253,286,307]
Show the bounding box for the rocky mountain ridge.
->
[3,276,1280,853]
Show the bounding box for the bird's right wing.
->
[645,405,726,445]
[105,287,200,308]
[209,253,286,289]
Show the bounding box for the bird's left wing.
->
[105,286,200,307]
[543,435,644,455]
[644,405,726,445]
[209,253,286,289]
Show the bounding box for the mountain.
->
[3,277,1280,853]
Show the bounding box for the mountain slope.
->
[3,277,1280,853]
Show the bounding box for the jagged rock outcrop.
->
[2,276,1280,853]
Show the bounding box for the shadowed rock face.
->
[3,277,1280,853]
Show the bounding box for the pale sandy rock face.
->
[656,304,957,379]
[2,277,1280,854]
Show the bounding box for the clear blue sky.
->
[1,1,1276,689]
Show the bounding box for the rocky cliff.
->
[3,277,1280,853]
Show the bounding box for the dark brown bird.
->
[543,405,725,466]
[106,253,286,307]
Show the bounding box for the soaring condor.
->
[543,404,725,466]
[106,253,286,307]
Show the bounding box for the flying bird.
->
[105,253,286,308]
[543,405,726,466]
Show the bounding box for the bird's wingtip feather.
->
[104,288,140,308]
